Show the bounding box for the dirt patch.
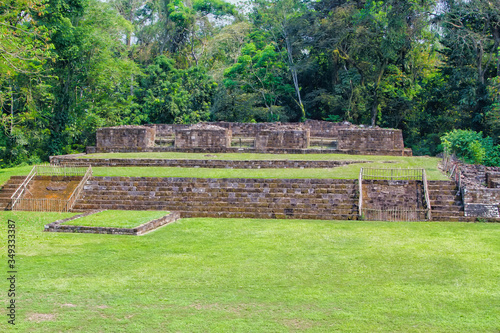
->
[25,177,80,200]
[189,302,261,315]
[61,303,77,307]
[28,313,56,322]
[282,318,314,330]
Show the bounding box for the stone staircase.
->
[427,180,474,222]
[0,176,26,210]
[73,177,359,220]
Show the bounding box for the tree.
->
[251,0,308,119]
[138,55,217,124]
[223,37,295,121]
[438,0,500,135]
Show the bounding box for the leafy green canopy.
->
[441,129,500,166]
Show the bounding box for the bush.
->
[441,129,500,166]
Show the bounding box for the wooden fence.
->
[10,166,37,210]
[12,164,92,212]
[359,168,431,221]
[442,150,463,197]
[361,167,424,180]
[14,198,68,212]
[361,208,428,222]
[66,165,93,211]
[34,164,90,177]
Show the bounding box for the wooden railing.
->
[10,165,37,210]
[14,198,68,212]
[422,170,432,220]
[34,164,90,177]
[65,165,92,211]
[442,150,464,198]
[361,167,424,180]
[358,168,363,217]
[361,208,428,222]
[359,167,431,221]
[11,164,92,212]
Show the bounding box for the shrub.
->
[441,129,500,166]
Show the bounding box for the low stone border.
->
[44,210,180,235]
[85,146,409,156]
[50,156,375,169]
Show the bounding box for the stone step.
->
[72,202,357,215]
[75,199,357,209]
[80,194,358,201]
[431,210,465,217]
[80,190,358,198]
[83,183,358,190]
[432,216,477,222]
[428,180,457,185]
[88,177,357,184]
[431,205,463,212]
[430,200,463,206]
[85,179,358,185]
[427,185,457,191]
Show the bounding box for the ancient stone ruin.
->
[96,125,155,150]
[442,155,500,218]
[174,124,231,149]
[89,120,411,156]
[254,124,310,150]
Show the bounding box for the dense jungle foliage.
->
[1,0,500,166]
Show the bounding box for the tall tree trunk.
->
[284,34,305,120]
[9,85,13,135]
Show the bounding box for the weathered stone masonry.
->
[463,188,500,218]
[174,125,232,149]
[73,177,360,220]
[96,126,155,149]
[50,155,372,169]
[91,120,410,156]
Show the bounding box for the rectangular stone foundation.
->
[97,126,155,149]
[175,128,232,148]
[255,129,310,150]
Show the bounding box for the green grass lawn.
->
[90,161,447,180]
[0,154,449,182]
[62,210,170,229]
[0,211,499,332]
[0,165,34,187]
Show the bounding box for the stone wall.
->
[154,124,190,137]
[463,188,500,218]
[174,126,232,148]
[73,177,360,220]
[50,155,371,169]
[44,210,180,235]
[91,121,409,156]
[255,129,310,150]
[97,126,155,149]
[362,180,425,210]
[154,122,305,137]
[361,179,427,220]
[337,129,404,154]
[304,119,351,137]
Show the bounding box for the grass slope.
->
[0,154,448,182]
[91,159,447,180]
[62,210,170,228]
[1,211,499,332]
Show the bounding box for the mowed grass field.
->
[0,211,499,332]
[60,210,170,228]
[21,152,448,180]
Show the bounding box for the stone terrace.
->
[73,177,360,220]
